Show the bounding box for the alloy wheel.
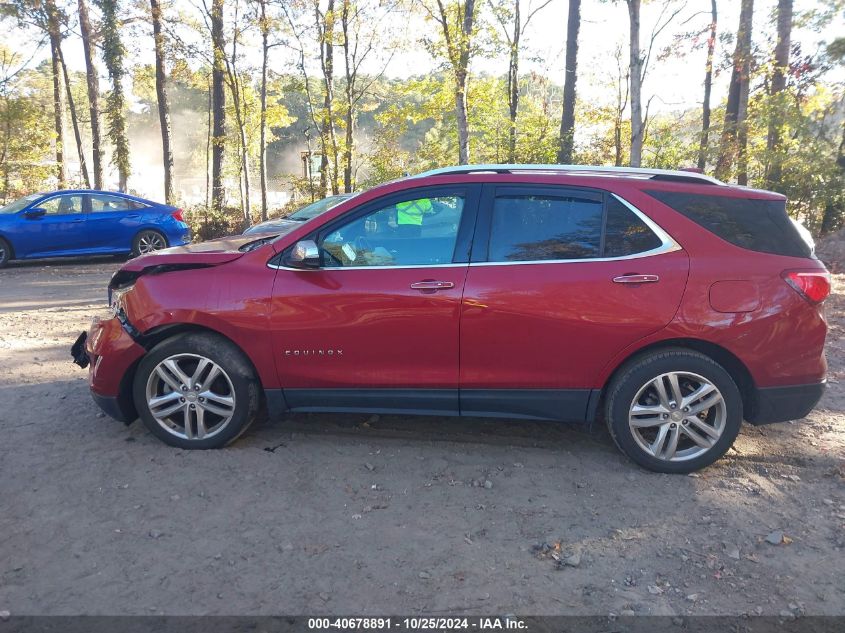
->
[138,232,166,254]
[628,371,726,462]
[145,353,236,440]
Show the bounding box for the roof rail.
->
[411,164,724,186]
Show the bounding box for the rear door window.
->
[645,190,811,258]
[484,188,665,263]
[488,194,604,262]
[89,194,147,212]
[603,196,663,257]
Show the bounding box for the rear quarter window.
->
[645,190,811,259]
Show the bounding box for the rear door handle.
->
[410,280,455,291]
[613,274,659,284]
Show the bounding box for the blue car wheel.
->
[0,237,10,268]
[132,230,168,257]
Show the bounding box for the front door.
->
[269,185,480,414]
[21,194,88,257]
[459,185,690,420]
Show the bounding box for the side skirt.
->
[266,388,600,423]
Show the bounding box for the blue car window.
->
[89,194,146,212]
[40,196,84,215]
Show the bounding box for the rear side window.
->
[89,194,147,212]
[604,196,663,257]
[645,190,811,258]
[486,192,665,262]
[489,195,604,261]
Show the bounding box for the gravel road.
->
[0,257,843,616]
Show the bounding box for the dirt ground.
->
[0,257,843,617]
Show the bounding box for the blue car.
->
[0,190,191,267]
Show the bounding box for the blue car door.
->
[86,193,148,251]
[20,194,88,256]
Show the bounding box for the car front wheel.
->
[604,349,742,473]
[0,237,11,268]
[133,333,262,449]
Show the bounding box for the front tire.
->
[604,349,742,474]
[0,237,11,268]
[133,333,262,449]
[132,230,167,257]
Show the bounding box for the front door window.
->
[319,195,465,267]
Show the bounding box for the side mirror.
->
[286,239,320,269]
[24,208,46,219]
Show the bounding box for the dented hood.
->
[120,235,259,271]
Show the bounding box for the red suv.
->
[72,165,830,473]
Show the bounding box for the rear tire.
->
[133,333,262,449]
[604,349,742,474]
[0,237,11,268]
[132,230,167,257]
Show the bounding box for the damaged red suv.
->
[72,165,829,473]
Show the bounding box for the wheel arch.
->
[133,323,266,392]
[595,338,756,420]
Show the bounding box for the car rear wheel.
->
[132,230,167,257]
[133,333,262,449]
[0,237,11,268]
[604,349,742,473]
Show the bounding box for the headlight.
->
[110,285,135,317]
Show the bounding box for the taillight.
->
[782,270,831,304]
[171,208,185,222]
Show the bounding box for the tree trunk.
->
[457,0,476,164]
[259,0,269,220]
[45,0,66,188]
[211,0,226,213]
[150,0,175,204]
[57,44,91,188]
[78,0,103,189]
[626,0,643,167]
[765,0,793,188]
[715,0,753,182]
[697,0,717,170]
[507,0,520,163]
[318,0,339,195]
[341,0,354,193]
[557,0,580,164]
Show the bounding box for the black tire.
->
[0,237,11,268]
[132,332,262,449]
[604,349,742,474]
[131,229,167,257]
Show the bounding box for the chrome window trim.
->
[267,193,680,271]
[267,261,467,271]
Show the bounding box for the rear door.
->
[269,184,481,414]
[86,193,149,251]
[459,184,690,420]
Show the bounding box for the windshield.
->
[0,194,42,214]
[288,195,350,221]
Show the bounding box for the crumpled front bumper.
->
[71,316,147,423]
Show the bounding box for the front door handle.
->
[613,274,659,284]
[410,280,455,291]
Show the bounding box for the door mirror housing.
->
[286,239,320,269]
[24,208,46,219]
